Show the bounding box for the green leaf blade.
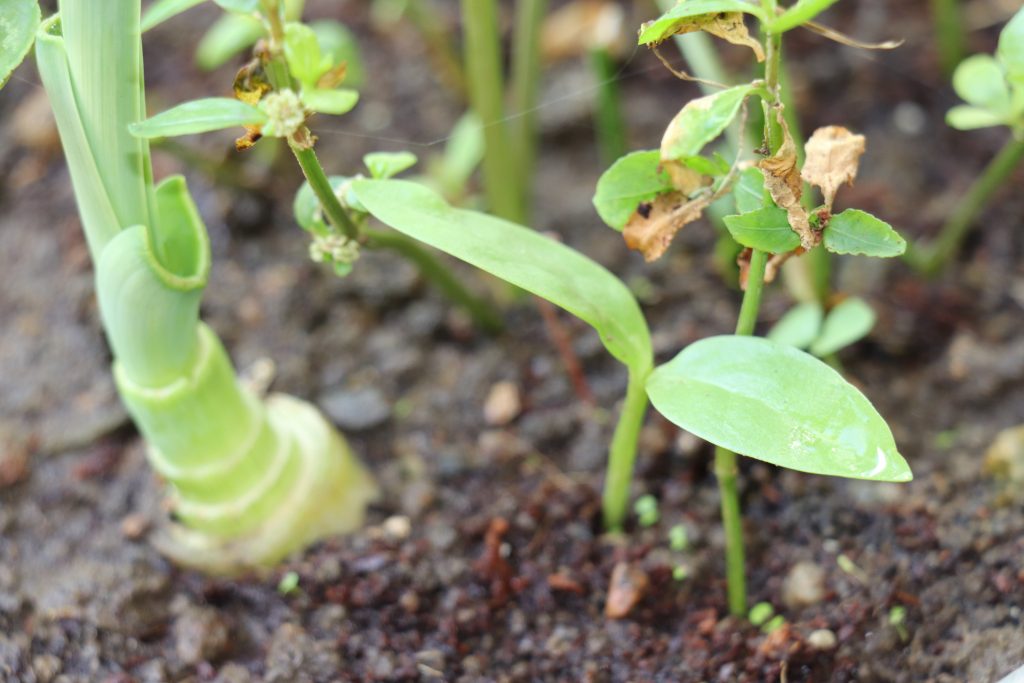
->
[352,179,652,373]
[997,5,1024,86]
[661,84,754,163]
[767,302,824,350]
[141,0,205,32]
[952,54,1011,113]
[195,12,262,70]
[946,104,1008,131]
[647,335,911,482]
[593,150,675,230]
[823,209,906,258]
[723,206,801,253]
[733,167,766,214]
[766,0,841,34]
[638,0,767,45]
[0,0,41,90]
[129,98,266,138]
[810,297,875,357]
[363,151,418,179]
[302,88,358,115]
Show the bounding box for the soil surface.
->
[2,1,1024,681]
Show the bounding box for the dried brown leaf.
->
[801,126,866,210]
[623,191,712,262]
[757,110,818,249]
[541,0,626,61]
[802,21,904,50]
[702,13,766,62]
[660,160,707,195]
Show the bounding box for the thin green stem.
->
[510,0,547,217]
[736,249,769,336]
[404,0,468,99]
[932,0,966,76]
[714,445,746,615]
[602,368,652,531]
[461,0,524,223]
[364,228,503,334]
[590,47,628,165]
[290,143,360,240]
[907,137,1024,275]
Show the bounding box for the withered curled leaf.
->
[624,191,712,262]
[757,109,818,249]
[801,126,866,211]
[646,12,765,62]
[233,58,271,151]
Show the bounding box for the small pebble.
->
[782,561,827,609]
[120,513,149,540]
[483,381,522,426]
[174,606,230,665]
[319,386,391,432]
[605,562,648,619]
[807,628,838,650]
[383,515,412,541]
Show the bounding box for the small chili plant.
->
[593,0,913,615]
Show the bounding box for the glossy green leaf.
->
[766,0,840,34]
[195,12,262,70]
[284,22,330,87]
[723,206,800,253]
[811,297,875,357]
[639,0,767,45]
[767,302,823,349]
[141,0,205,32]
[952,54,1011,113]
[364,151,418,179]
[353,179,653,371]
[733,167,766,213]
[301,88,358,115]
[0,0,40,90]
[946,104,1007,130]
[213,0,259,12]
[998,5,1024,86]
[661,85,754,163]
[593,150,675,230]
[129,98,266,138]
[310,20,364,87]
[646,335,911,482]
[823,209,906,258]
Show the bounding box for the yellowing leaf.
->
[757,111,818,249]
[801,126,866,211]
[643,11,764,62]
[623,191,712,262]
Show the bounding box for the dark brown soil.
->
[2,1,1024,681]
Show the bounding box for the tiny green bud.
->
[672,565,688,581]
[668,524,689,551]
[748,601,774,626]
[762,614,786,634]
[260,89,306,138]
[278,570,300,594]
[634,494,659,527]
[310,234,360,267]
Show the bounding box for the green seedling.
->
[908,6,1024,275]
[634,494,660,527]
[277,570,300,595]
[888,605,909,642]
[7,0,378,574]
[748,601,774,626]
[673,565,689,581]
[930,0,966,76]
[768,297,876,358]
[594,0,912,616]
[669,524,690,551]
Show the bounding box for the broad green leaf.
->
[734,167,766,213]
[284,22,330,87]
[364,151,418,179]
[213,0,259,12]
[301,88,358,115]
[723,206,800,253]
[952,54,1011,113]
[767,302,823,349]
[646,335,911,482]
[811,297,875,357]
[766,0,840,34]
[353,179,653,371]
[823,209,906,257]
[639,0,768,45]
[195,12,262,70]
[141,0,205,32]
[661,85,754,163]
[0,0,40,90]
[129,98,266,138]
[946,104,1007,130]
[997,5,1024,86]
[310,20,364,88]
[683,153,731,176]
[593,150,675,230]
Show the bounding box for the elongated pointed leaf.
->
[639,0,767,45]
[952,54,1011,113]
[363,151,417,179]
[998,5,1024,86]
[1,0,41,90]
[823,209,906,257]
[661,85,754,163]
[302,88,358,115]
[353,179,652,372]
[647,335,911,482]
[594,150,675,230]
[946,104,1007,130]
[195,12,262,70]
[810,297,875,357]
[141,0,205,32]
[766,0,840,34]
[213,0,258,11]
[723,206,800,253]
[130,98,266,138]
[767,302,823,349]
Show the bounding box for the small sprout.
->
[668,524,689,551]
[836,553,870,584]
[278,570,300,595]
[260,89,306,138]
[748,601,775,627]
[889,605,909,642]
[672,565,689,582]
[762,614,787,634]
[634,494,660,527]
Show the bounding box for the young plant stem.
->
[932,0,966,75]
[602,368,652,531]
[590,47,628,165]
[510,0,548,212]
[290,143,360,240]
[907,137,1024,276]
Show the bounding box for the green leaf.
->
[723,206,800,253]
[353,179,653,372]
[767,302,823,349]
[293,175,361,236]
[646,335,911,482]
[195,12,262,70]
[301,88,358,115]
[683,153,731,176]
[284,22,329,87]
[946,104,1008,130]
[766,0,840,34]
[364,151,418,179]
[593,150,675,230]
[823,209,906,257]
[638,0,768,45]
[733,167,766,213]
[1,0,39,91]
[310,20,364,87]
[952,54,1011,113]
[997,5,1024,86]
[213,0,259,12]
[141,0,205,33]
[810,297,875,356]
[437,112,484,192]
[129,98,266,138]
[661,85,754,163]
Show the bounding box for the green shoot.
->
[669,524,689,552]
[931,0,966,76]
[768,297,876,358]
[889,605,909,642]
[634,494,660,528]
[278,570,300,595]
[748,601,774,627]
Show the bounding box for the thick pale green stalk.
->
[590,47,627,165]
[510,0,547,215]
[602,368,652,530]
